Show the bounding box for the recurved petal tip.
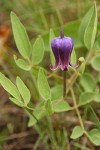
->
[50,61,60,71]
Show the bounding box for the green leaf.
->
[79,3,97,50]
[45,99,53,115]
[94,92,100,102]
[49,29,55,66]
[0,72,21,100]
[53,100,71,112]
[79,92,95,106]
[70,126,83,139]
[9,97,24,107]
[31,67,39,78]
[71,48,77,65]
[31,67,39,79]
[93,33,100,50]
[51,85,63,101]
[87,106,100,130]
[80,73,96,92]
[16,77,31,105]
[11,12,31,59]
[32,36,44,65]
[14,55,31,71]
[88,129,100,146]
[96,73,100,82]
[28,101,45,126]
[37,68,51,100]
[91,54,100,71]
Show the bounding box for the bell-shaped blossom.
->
[51,29,77,71]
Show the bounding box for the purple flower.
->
[50,29,77,71]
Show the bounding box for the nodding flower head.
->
[50,28,77,71]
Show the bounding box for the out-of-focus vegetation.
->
[0,0,100,150]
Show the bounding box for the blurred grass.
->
[0,0,100,35]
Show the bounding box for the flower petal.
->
[50,62,60,71]
[50,38,60,70]
[59,37,73,71]
[60,64,68,71]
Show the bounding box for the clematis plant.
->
[51,28,77,71]
[51,28,78,98]
[0,3,100,148]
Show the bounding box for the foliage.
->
[0,1,100,149]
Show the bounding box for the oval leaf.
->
[88,129,100,146]
[80,73,96,92]
[11,12,31,59]
[9,97,24,107]
[79,3,97,50]
[32,36,44,65]
[70,126,83,139]
[51,85,63,101]
[0,72,21,100]
[37,68,51,100]
[16,77,31,105]
[79,92,95,106]
[14,55,31,71]
[53,100,71,112]
[91,54,100,71]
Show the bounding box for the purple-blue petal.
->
[51,35,74,71]
[51,37,60,70]
[59,37,73,71]
[50,61,60,71]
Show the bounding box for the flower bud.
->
[50,28,77,71]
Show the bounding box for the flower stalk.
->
[71,88,85,131]
[63,71,66,98]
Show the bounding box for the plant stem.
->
[66,68,80,95]
[63,71,66,98]
[25,107,38,122]
[47,117,58,149]
[71,88,85,132]
[60,27,64,38]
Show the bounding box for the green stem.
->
[63,71,66,98]
[71,88,85,132]
[71,89,94,143]
[47,117,58,149]
[66,70,79,95]
[25,107,38,122]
